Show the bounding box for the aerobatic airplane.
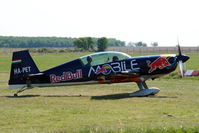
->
[9,45,189,97]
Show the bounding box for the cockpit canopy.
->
[80,51,131,66]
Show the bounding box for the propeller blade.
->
[177,37,182,56]
[176,39,187,77]
[177,44,182,56]
[179,60,184,77]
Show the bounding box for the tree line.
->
[73,37,109,51]
[127,41,158,47]
[0,36,125,49]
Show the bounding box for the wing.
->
[96,69,141,84]
[120,69,140,76]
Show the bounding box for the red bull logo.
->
[147,57,171,73]
[97,67,107,73]
[96,64,112,75]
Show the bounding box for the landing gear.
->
[14,87,29,97]
[129,81,160,97]
[13,79,32,97]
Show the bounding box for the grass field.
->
[0,50,199,133]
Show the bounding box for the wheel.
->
[14,94,18,97]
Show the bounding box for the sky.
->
[0,0,199,46]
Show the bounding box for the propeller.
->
[176,41,189,77]
[177,42,184,77]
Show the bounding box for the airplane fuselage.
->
[9,54,178,89]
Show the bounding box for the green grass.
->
[0,50,199,133]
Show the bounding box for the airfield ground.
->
[0,51,199,133]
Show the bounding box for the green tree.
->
[150,42,158,47]
[108,38,125,46]
[73,37,94,51]
[97,37,108,52]
[134,41,147,47]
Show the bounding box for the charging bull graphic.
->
[147,56,171,73]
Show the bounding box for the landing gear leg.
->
[14,87,29,97]
[14,79,32,97]
[137,81,149,90]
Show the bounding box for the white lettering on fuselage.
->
[88,60,140,77]
[14,66,31,75]
[131,60,139,70]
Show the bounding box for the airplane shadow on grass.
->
[91,93,178,100]
[3,94,88,98]
[3,93,177,99]
[4,95,41,98]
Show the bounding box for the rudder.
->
[9,50,40,89]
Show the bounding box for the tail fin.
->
[9,50,40,89]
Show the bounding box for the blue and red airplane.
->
[9,45,189,97]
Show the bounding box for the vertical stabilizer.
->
[9,50,40,88]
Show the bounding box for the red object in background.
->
[184,70,199,76]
